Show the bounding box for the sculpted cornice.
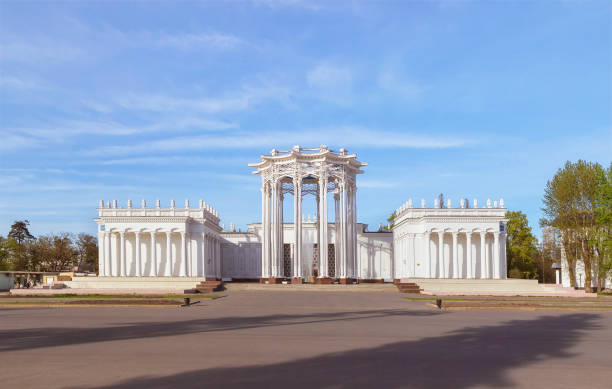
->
[96,216,209,223]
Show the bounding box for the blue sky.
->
[0,0,610,239]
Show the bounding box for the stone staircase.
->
[395,282,422,294]
[195,280,224,293]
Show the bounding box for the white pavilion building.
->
[92,146,508,286]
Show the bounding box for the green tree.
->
[75,233,98,272]
[7,220,35,270]
[0,236,18,271]
[593,163,612,289]
[505,210,539,279]
[541,160,605,292]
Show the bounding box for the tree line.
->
[540,160,611,292]
[0,220,98,273]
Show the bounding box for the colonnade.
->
[394,230,507,279]
[97,230,221,278]
[260,175,358,281]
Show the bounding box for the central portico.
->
[249,145,367,284]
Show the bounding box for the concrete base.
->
[401,278,597,297]
[291,278,303,284]
[339,278,356,285]
[62,276,206,290]
[315,277,333,285]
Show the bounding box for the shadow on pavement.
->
[0,308,439,352]
[71,313,600,389]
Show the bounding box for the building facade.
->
[94,146,508,282]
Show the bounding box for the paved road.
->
[1,291,611,388]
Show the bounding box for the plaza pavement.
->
[1,290,611,388]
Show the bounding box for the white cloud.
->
[307,62,353,89]
[98,155,251,166]
[156,32,243,50]
[104,81,293,114]
[2,117,237,143]
[0,76,42,90]
[85,126,472,156]
[306,62,355,105]
[378,69,422,100]
[0,39,85,63]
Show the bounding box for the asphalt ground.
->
[1,291,611,389]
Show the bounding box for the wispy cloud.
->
[108,82,292,114]
[98,155,251,166]
[2,117,237,145]
[0,75,43,90]
[306,62,354,105]
[0,38,85,63]
[156,32,243,50]
[85,126,473,156]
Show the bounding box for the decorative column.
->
[278,190,284,278]
[466,232,472,279]
[135,231,141,277]
[493,232,500,279]
[216,237,221,279]
[119,231,126,276]
[452,231,459,278]
[261,184,270,279]
[350,184,358,279]
[166,231,173,276]
[180,232,187,276]
[438,232,444,278]
[424,231,431,278]
[201,232,207,278]
[340,183,348,280]
[98,230,105,276]
[293,178,302,281]
[334,191,341,278]
[270,179,278,280]
[104,232,111,276]
[151,231,157,277]
[318,174,329,280]
[480,231,486,279]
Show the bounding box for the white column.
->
[98,230,105,276]
[271,180,278,278]
[166,231,173,276]
[466,232,472,279]
[190,234,197,277]
[424,231,431,278]
[119,231,126,277]
[334,192,341,278]
[151,232,157,276]
[180,232,187,277]
[351,184,358,278]
[262,184,270,278]
[340,184,347,279]
[493,232,500,279]
[104,232,111,276]
[319,175,329,278]
[294,179,302,278]
[216,237,221,278]
[452,231,459,278]
[411,233,416,277]
[480,231,486,279]
[438,232,444,278]
[278,191,284,278]
[500,232,507,279]
[201,232,207,277]
[135,231,141,277]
